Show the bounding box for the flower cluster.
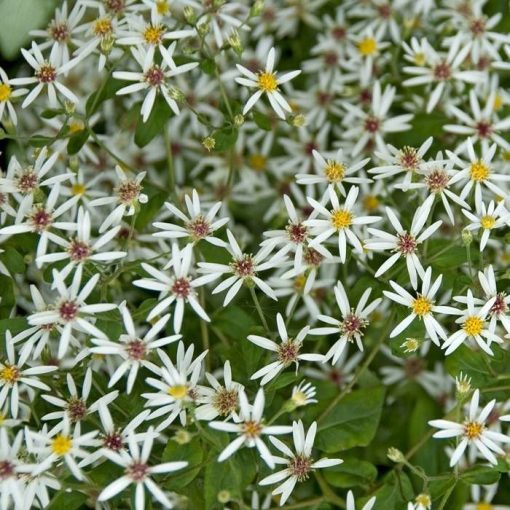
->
[1,0,510,509]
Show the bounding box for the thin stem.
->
[250,287,271,335]
[215,67,233,119]
[199,286,211,371]
[466,243,474,279]
[437,482,456,510]
[314,472,345,507]
[165,128,176,196]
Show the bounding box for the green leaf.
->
[252,111,272,130]
[41,108,65,119]
[134,96,173,148]
[46,490,88,510]
[134,182,168,230]
[0,248,25,274]
[0,275,15,318]
[85,78,125,116]
[460,465,501,485]
[162,436,204,491]
[323,459,377,488]
[67,129,90,155]
[213,127,238,152]
[316,386,386,453]
[200,58,216,76]
[444,345,491,387]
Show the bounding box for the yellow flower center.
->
[168,384,188,399]
[480,215,495,229]
[470,160,490,182]
[402,338,420,352]
[143,24,165,45]
[493,94,503,111]
[51,434,73,455]
[476,503,493,510]
[249,153,267,171]
[0,83,12,102]
[68,121,84,134]
[72,183,86,196]
[324,160,345,182]
[242,420,262,438]
[292,391,307,407]
[412,295,432,316]
[414,52,426,66]
[416,494,432,506]
[464,420,483,439]
[293,274,306,293]
[257,72,278,92]
[363,195,379,212]
[0,364,20,384]
[156,0,170,15]
[331,209,353,229]
[93,17,113,37]
[463,316,483,336]
[358,37,377,56]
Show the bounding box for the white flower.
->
[259,421,342,506]
[290,380,318,407]
[142,341,207,430]
[0,332,57,419]
[346,490,377,510]
[443,290,503,355]
[153,189,229,247]
[27,266,116,358]
[408,492,432,510]
[383,267,457,345]
[27,416,98,480]
[209,388,292,469]
[91,303,180,393]
[133,243,210,333]
[113,44,198,121]
[248,313,323,385]
[462,199,510,251]
[195,360,243,421]
[98,428,187,509]
[429,389,510,466]
[447,138,510,202]
[0,66,28,125]
[365,194,440,288]
[197,229,282,305]
[9,41,78,108]
[236,47,301,119]
[310,280,381,363]
[305,185,381,263]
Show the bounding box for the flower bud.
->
[197,22,210,37]
[415,493,432,509]
[291,113,306,127]
[455,372,471,399]
[251,0,265,16]
[168,86,185,103]
[234,114,244,126]
[217,490,231,504]
[401,337,420,353]
[462,229,473,246]
[172,429,192,445]
[387,447,405,463]
[227,30,243,55]
[202,136,215,152]
[100,35,115,54]
[183,6,196,24]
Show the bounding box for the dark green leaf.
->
[134,96,173,148]
[46,491,88,510]
[461,465,501,485]
[67,129,90,155]
[162,436,204,491]
[323,459,377,488]
[213,127,238,151]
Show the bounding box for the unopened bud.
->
[234,114,244,126]
[183,6,196,24]
[251,0,264,16]
[197,22,209,37]
[217,490,231,504]
[455,372,471,397]
[387,447,405,463]
[172,429,192,445]
[100,35,115,54]
[462,229,473,246]
[227,30,243,55]
[291,113,306,127]
[64,101,76,115]
[401,337,420,353]
[168,86,185,103]
[202,136,215,152]
[69,156,80,172]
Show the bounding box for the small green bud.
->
[234,114,244,126]
[462,229,473,246]
[251,0,264,16]
[202,136,215,151]
[183,6,196,24]
[217,490,231,504]
[291,113,306,127]
[387,447,405,463]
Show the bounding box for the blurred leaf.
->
[46,490,88,510]
[213,127,238,151]
[162,436,204,491]
[67,129,90,155]
[0,248,25,274]
[460,465,501,485]
[323,459,377,488]
[444,345,492,387]
[252,111,272,130]
[134,96,173,148]
[85,78,125,116]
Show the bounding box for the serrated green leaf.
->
[162,436,204,491]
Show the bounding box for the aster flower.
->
[304,185,381,263]
[429,389,510,466]
[113,44,198,121]
[236,47,301,119]
[153,189,229,247]
[27,266,117,358]
[443,289,502,355]
[365,194,441,289]
[133,243,210,333]
[97,428,187,509]
[383,267,458,345]
[310,280,381,363]
[0,332,57,419]
[248,313,323,385]
[209,388,292,469]
[9,41,78,108]
[346,490,377,510]
[91,303,180,393]
[408,493,432,510]
[0,66,28,126]
[259,421,342,506]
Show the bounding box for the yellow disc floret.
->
[470,160,490,182]
[412,295,432,316]
[324,160,345,182]
[358,37,377,56]
[464,420,483,439]
[0,83,12,102]
[330,209,353,229]
[143,24,165,45]
[0,364,20,384]
[480,215,495,229]
[52,434,73,455]
[257,72,278,92]
[463,316,484,336]
[168,384,188,399]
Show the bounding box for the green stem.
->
[165,128,176,196]
[250,287,271,335]
[314,472,345,507]
[437,482,456,510]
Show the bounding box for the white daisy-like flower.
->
[407,492,432,510]
[365,194,440,288]
[89,166,148,233]
[196,229,282,305]
[296,148,371,193]
[195,360,243,421]
[27,266,117,358]
[348,27,390,84]
[259,420,342,506]
[346,490,377,510]
[36,206,126,275]
[153,189,229,247]
[113,44,198,122]
[91,302,180,394]
[443,290,502,355]
[383,267,458,345]
[236,46,301,119]
[429,389,510,466]
[9,41,78,108]
[310,280,381,363]
[447,138,510,202]
[0,66,28,126]
[26,416,98,480]
[133,243,210,332]
[248,313,323,385]
[290,380,318,408]
[462,199,510,251]
[142,341,207,430]
[0,331,57,419]
[209,388,292,469]
[97,428,187,509]
[304,185,381,263]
